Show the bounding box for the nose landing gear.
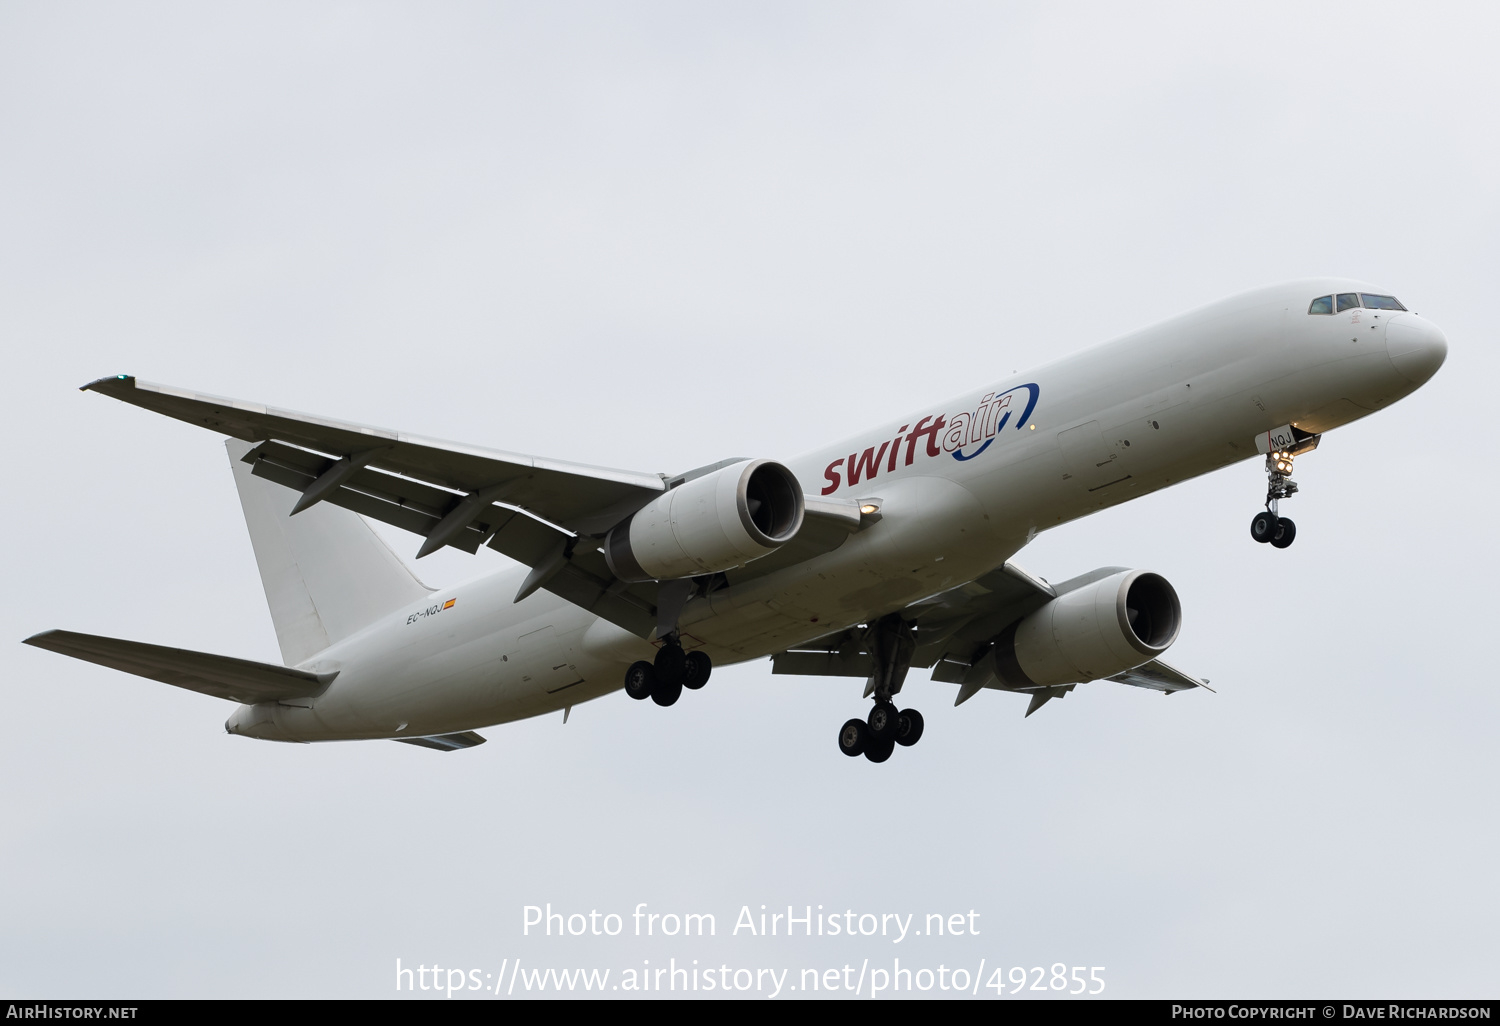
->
[1250,451,1299,549]
[835,614,926,763]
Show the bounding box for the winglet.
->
[82,374,136,393]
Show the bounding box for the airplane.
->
[23,279,1447,763]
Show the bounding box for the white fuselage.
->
[227,278,1446,742]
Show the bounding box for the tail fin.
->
[227,439,431,665]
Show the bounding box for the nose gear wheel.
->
[1252,451,1301,549]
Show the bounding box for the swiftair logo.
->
[821,383,1040,494]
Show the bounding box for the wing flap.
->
[771,649,875,678]
[543,564,658,639]
[251,439,661,638]
[246,440,489,552]
[906,563,1058,666]
[23,629,333,704]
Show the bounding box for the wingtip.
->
[81,374,135,393]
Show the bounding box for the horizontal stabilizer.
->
[23,629,334,704]
[393,731,487,752]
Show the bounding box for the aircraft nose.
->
[1385,315,1448,386]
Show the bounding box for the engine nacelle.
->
[994,569,1181,688]
[604,459,804,582]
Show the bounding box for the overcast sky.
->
[2,1,1496,1000]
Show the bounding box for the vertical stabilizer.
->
[226,439,432,665]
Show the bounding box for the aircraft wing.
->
[772,561,1211,710]
[85,376,861,641]
[23,629,335,704]
[84,376,667,536]
[772,561,1058,680]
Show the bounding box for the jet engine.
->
[604,459,804,582]
[994,569,1181,688]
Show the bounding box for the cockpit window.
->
[1310,292,1408,315]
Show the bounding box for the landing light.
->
[860,504,880,515]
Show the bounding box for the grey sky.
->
[2,2,1496,998]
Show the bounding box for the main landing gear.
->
[623,634,712,708]
[1250,451,1299,550]
[836,613,926,764]
[838,705,924,763]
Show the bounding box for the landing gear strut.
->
[835,614,925,763]
[1250,451,1298,549]
[623,633,713,708]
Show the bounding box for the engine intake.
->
[605,459,804,582]
[994,569,1181,688]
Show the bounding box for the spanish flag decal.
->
[442,599,456,610]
